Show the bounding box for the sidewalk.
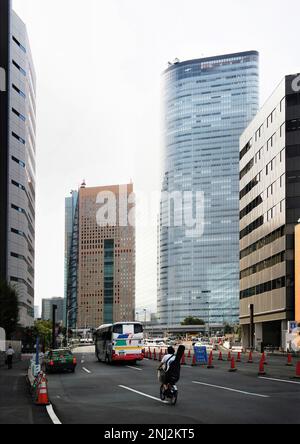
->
[0,359,51,424]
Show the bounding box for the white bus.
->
[95,322,144,364]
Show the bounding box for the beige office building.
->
[240,75,300,349]
[76,183,135,329]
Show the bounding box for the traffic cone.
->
[154,350,157,361]
[229,357,237,373]
[227,351,232,362]
[286,354,293,367]
[35,374,49,406]
[295,362,300,379]
[207,351,214,369]
[262,352,268,365]
[237,352,241,363]
[181,353,186,366]
[192,354,197,367]
[248,351,253,364]
[258,358,266,376]
[149,350,152,360]
[218,351,223,361]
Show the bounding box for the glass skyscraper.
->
[157,51,259,327]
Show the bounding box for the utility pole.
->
[52,304,57,350]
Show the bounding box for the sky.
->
[12,0,300,317]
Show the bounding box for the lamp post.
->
[66,307,77,347]
[52,304,58,350]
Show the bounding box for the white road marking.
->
[192,381,270,398]
[46,404,62,425]
[82,367,91,374]
[259,377,300,385]
[119,385,167,403]
[126,366,142,371]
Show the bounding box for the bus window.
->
[113,324,123,334]
[134,324,143,334]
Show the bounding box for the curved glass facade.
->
[158,52,259,327]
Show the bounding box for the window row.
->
[240,226,285,260]
[240,276,286,299]
[240,251,285,280]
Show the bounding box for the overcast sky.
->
[12,0,300,316]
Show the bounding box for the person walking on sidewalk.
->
[6,346,15,370]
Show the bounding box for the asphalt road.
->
[46,346,300,425]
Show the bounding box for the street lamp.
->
[66,307,77,347]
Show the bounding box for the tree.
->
[224,323,234,335]
[34,320,53,349]
[181,317,205,326]
[0,280,19,339]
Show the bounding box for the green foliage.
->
[181,317,205,326]
[0,280,19,339]
[224,323,234,335]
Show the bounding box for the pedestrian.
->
[6,345,15,370]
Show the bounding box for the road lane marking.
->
[119,385,167,403]
[192,381,270,398]
[46,405,62,425]
[126,366,142,371]
[259,377,300,385]
[82,367,91,374]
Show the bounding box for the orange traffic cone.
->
[149,350,152,360]
[154,350,157,361]
[35,374,49,406]
[248,351,253,364]
[227,351,232,362]
[207,351,214,369]
[237,352,241,363]
[218,351,223,361]
[181,353,186,366]
[258,358,266,376]
[192,354,197,367]
[286,354,293,367]
[229,357,237,372]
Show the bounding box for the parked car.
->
[45,349,77,374]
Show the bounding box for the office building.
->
[42,297,64,324]
[0,0,36,326]
[66,183,135,329]
[158,52,259,327]
[240,74,300,349]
